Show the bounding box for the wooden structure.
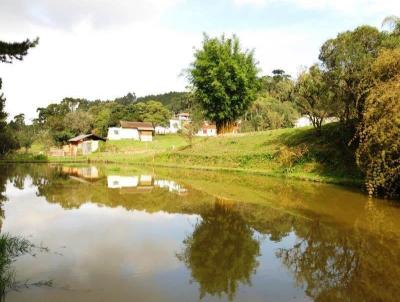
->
[65,134,106,156]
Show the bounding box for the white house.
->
[295,116,313,128]
[155,112,191,135]
[108,121,154,141]
[295,116,339,128]
[196,122,217,137]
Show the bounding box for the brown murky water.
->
[1,164,400,302]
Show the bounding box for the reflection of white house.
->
[154,180,187,194]
[108,121,154,141]
[107,175,153,189]
[107,175,187,194]
[62,166,100,181]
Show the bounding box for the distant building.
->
[155,112,191,135]
[196,122,217,137]
[108,121,154,141]
[294,116,339,128]
[154,113,220,137]
[177,112,190,121]
[60,133,106,156]
[295,116,313,128]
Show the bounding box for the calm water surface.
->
[1,164,400,302]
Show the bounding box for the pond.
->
[0,164,400,301]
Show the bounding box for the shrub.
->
[277,144,309,172]
[33,154,48,161]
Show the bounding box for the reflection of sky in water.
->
[2,177,310,302]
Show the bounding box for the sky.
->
[0,0,399,121]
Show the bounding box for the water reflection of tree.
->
[177,200,260,301]
[276,214,400,302]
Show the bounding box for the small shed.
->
[67,134,106,156]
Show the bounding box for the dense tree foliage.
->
[289,18,400,197]
[261,69,294,102]
[189,34,260,133]
[8,114,34,152]
[137,91,191,113]
[243,95,298,131]
[356,48,400,198]
[242,69,298,132]
[319,26,385,126]
[294,65,336,133]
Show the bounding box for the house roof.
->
[68,134,106,142]
[201,122,217,130]
[120,121,154,131]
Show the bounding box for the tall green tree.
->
[319,26,385,128]
[189,34,260,134]
[0,38,38,155]
[294,65,336,133]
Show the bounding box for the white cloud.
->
[233,0,400,16]
[0,0,184,30]
[1,23,199,121]
[0,0,194,121]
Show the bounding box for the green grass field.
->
[151,124,361,185]
[2,125,362,186]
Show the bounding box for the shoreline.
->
[0,158,363,188]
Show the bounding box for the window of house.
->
[114,130,119,135]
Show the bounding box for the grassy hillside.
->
[152,123,361,185]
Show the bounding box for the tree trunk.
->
[216,120,235,135]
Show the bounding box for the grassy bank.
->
[150,124,361,185]
[1,125,363,186]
